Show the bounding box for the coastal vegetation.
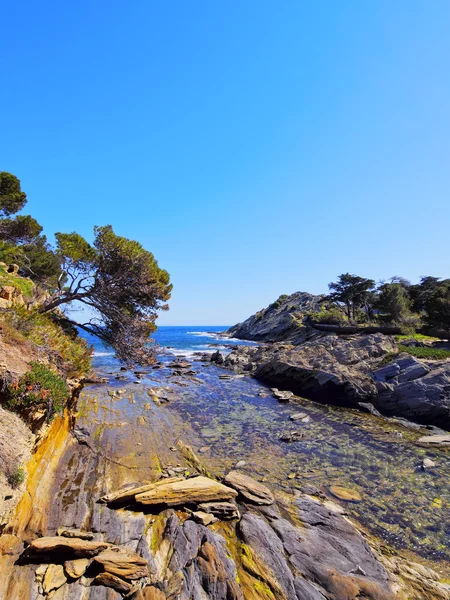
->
[312,272,450,334]
[0,171,171,365]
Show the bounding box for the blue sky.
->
[1,1,449,325]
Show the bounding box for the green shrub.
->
[309,306,347,325]
[7,361,69,415]
[7,466,25,488]
[398,344,450,360]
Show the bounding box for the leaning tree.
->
[40,225,172,365]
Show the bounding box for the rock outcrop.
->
[218,334,450,427]
[226,291,322,342]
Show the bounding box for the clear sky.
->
[1,1,449,325]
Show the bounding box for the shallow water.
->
[87,329,450,566]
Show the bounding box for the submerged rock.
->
[329,485,362,502]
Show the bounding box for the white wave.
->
[93,351,114,356]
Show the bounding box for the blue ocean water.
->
[87,325,254,370]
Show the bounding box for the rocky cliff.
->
[226,292,322,342]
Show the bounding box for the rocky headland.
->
[218,292,450,431]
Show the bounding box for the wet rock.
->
[94,548,149,579]
[24,536,109,560]
[224,471,274,505]
[64,558,90,579]
[43,564,67,594]
[57,527,94,540]
[290,412,307,421]
[329,485,362,502]
[93,571,133,594]
[197,502,240,521]
[135,475,238,507]
[210,351,224,364]
[234,460,246,468]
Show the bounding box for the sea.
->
[89,325,254,370]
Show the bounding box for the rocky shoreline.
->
[2,376,450,599]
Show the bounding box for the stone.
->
[43,564,67,594]
[190,511,218,526]
[64,558,90,579]
[329,485,362,502]
[235,460,246,468]
[25,536,109,559]
[423,458,437,468]
[273,390,294,401]
[93,571,133,593]
[135,475,238,507]
[94,548,149,579]
[280,431,303,442]
[57,527,94,540]
[290,412,307,421]
[224,471,274,505]
[197,501,240,521]
[199,446,211,453]
[418,435,450,446]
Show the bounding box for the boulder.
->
[190,511,218,526]
[418,434,450,446]
[99,477,183,506]
[131,587,166,600]
[94,548,149,579]
[224,471,274,505]
[290,412,308,421]
[135,475,238,506]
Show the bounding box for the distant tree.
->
[409,276,443,312]
[376,282,415,324]
[327,273,375,321]
[424,280,450,330]
[0,172,27,216]
[40,225,172,365]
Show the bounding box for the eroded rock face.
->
[94,548,149,579]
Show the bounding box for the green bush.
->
[309,306,347,325]
[7,361,69,415]
[7,466,25,488]
[398,344,450,360]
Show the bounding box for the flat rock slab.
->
[94,571,133,594]
[25,536,109,560]
[290,412,308,421]
[94,548,149,579]
[135,475,238,507]
[224,471,274,505]
[418,434,450,446]
[43,563,66,594]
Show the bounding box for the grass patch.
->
[396,333,438,342]
[398,344,450,360]
[0,265,34,298]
